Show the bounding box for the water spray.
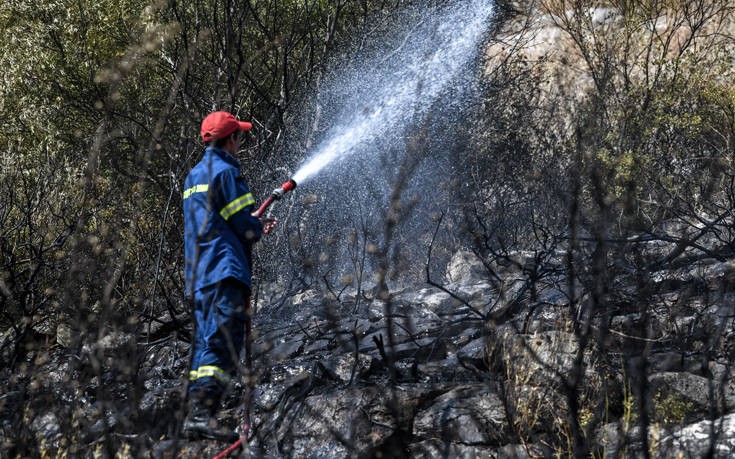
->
[252,179,297,218]
[283,0,493,186]
[250,0,492,227]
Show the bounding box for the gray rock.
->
[394,287,453,313]
[502,330,582,385]
[457,337,489,372]
[253,371,312,412]
[657,413,735,458]
[595,422,654,458]
[30,412,60,442]
[647,351,706,375]
[270,385,430,458]
[81,331,135,356]
[266,335,305,361]
[412,384,507,445]
[446,250,487,283]
[444,281,495,311]
[649,372,730,418]
[416,354,479,384]
[495,443,554,458]
[319,353,376,383]
[408,439,497,458]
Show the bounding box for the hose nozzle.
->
[253,179,297,218]
[272,179,297,199]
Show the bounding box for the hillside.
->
[1,0,735,457]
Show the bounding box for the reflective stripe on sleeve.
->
[191,365,232,384]
[183,184,209,199]
[219,193,255,221]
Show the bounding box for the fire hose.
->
[212,179,296,459]
[252,179,297,219]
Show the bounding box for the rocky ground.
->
[167,242,735,458]
[234,250,734,458]
[3,240,734,458]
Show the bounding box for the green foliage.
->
[518,0,735,229]
[0,0,145,144]
[653,391,694,426]
[589,147,647,204]
[0,0,412,372]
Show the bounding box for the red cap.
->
[200,111,252,142]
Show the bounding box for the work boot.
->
[181,397,239,442]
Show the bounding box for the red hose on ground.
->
[212,431,246,459]
[212,296,254,459]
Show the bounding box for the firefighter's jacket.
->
[183,146,262,295]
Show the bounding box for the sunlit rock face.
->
[485,1,735,115]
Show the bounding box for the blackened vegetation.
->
[2,0,735,458]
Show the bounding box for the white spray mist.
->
[291,0,495,185]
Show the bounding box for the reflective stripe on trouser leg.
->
[189,278,247,394]
[189,366,232,385]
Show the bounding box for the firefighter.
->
[181,111,274,441]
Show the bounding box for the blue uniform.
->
[183,146,262,393]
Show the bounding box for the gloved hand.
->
[261,217,278,234]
